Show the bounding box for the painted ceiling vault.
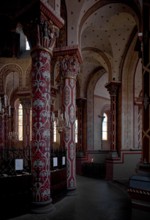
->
[65,0,140,96]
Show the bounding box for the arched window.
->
[75,119,78,143]
[18,103,23,141]
[53,121,56,142]
[25,37,30,50]
[102,113,108,141]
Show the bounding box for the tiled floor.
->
[7,175,150,220]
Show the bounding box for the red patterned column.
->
[128,5,150,206]
[31,49,52,209]
[76,97,87,155]
[142,4,150,164]
[0,116,5,155]
[142,89,150,164]
[22,1,63,213]
[56,47,82,190]
[76,98,87,175]
[105,81,121,155]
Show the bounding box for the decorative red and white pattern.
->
[31,49,51,202]
[61,55,79,190]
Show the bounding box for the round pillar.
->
[105,81,121,156]
[31,48,53,213]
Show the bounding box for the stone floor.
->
[7,175,150,220]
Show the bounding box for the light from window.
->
[75,119,78,143]
[102,113,108,141]
[18,103,23,141]
[26,38,30,50]
[53,121,56,142]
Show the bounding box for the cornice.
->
[40,0,64,29]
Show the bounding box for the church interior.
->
[0,0,150,219]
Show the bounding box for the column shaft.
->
[31,49,52,211]
[54,46,82,190]
[60,54,80,190]
[76,98,87,155]
[105,81,120,153]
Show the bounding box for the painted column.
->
[142,4,150,164]
[0,116,5,158]
[61,56,78,190]
[31,48,52,211]
[76,98,87,175]
[31,41,59,213]
[105,81,120,155]
[128,4,150,205]
[22,1,63,213]
[76,98,87,155]
[56,47,81,190]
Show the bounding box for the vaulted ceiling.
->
[65,0,141,95]
[0,0,141,97]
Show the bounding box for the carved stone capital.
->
[24,19,59,54]
[60,55,80,79]
[22,0,64,54]
[53,46,82,80]
[105,81,121,96]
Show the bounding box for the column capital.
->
[54,45,83,64]
[54,46,82,79]
[105,81,121,96]
[22,0,64,55]
[61,56,80,79]
[25,20,59,56]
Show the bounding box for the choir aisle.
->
[9,175,150,220]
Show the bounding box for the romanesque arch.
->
[86,67,106,150]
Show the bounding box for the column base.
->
[67,186,76,191]
[31,199,55,214]
[105,151,119,181]
[67,188,77,196]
